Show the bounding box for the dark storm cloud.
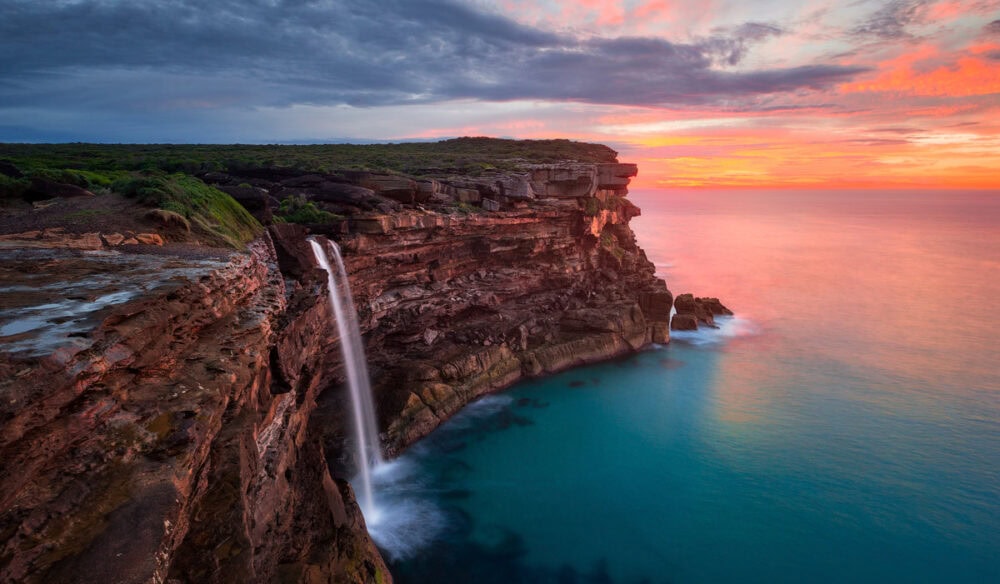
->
[850,0,930,39]
[0,0,865,113]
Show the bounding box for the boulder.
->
[102,233,126,246]
[674,293,714,327]
[670,314,698,331]
[675,293,732,327]
[697,297,733,316]
[135,233,164,246]
[268,223,317,280]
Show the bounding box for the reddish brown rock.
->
[0,229,103,250]
[1,153,699,584]
[134,233,164,246]
[650,321,671,343]
[101,233,126,246]
[674,293,733,329]
[0,240,389,584]
[321,162,670,454]
[697,296,733,316]
[670,314,699,331]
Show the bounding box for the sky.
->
[1,0,998,189]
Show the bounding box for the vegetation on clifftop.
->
[0,137,619,177]
[274,194,344,224]
[110,172,262,247]
[0,137,621,245]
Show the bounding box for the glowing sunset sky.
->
[2,0,998,188]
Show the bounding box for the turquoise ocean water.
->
[372,190,1000,583]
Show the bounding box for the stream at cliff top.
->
[378,189,1000,583]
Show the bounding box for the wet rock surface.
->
[0,249,228,356]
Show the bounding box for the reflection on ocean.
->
[380,190,1000,583]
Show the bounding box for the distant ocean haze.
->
[374,189,1000,584]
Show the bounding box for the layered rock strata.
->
[0,240,388,583]
[670,293,733,331]
[278,162,673,453]
[1,156,671,583]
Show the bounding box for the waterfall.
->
[307,238,383,520]
[669,304,677,328]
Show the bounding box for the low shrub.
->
[276,194,342,224]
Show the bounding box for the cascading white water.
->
[308,238,383,521]
[669,304,677,327]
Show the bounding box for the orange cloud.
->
[841,43,1000,97]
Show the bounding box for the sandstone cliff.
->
[1,148,670,583]
[0,241,389,583]
[317,163,672,452]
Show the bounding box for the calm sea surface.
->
[374,189,1000,583]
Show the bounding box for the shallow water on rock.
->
[379,189,1000,584]
[0,249,228,356]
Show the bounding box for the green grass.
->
[111,172,261,248]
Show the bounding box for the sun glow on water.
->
[375,189,1000,584]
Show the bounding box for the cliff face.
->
[1,154,668,583]
[0,241,388,583]
[324,163,672,452]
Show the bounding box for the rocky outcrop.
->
[268,162,674,453]
[0,227,167,250]
[671,293,733,330]
[0,239,388,584]
[1,151,676,583]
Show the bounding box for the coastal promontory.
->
[1,139,673,583]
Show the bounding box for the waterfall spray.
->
[308,238,383,521]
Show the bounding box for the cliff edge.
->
[323,162,672,452]
[0,140,670,583]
